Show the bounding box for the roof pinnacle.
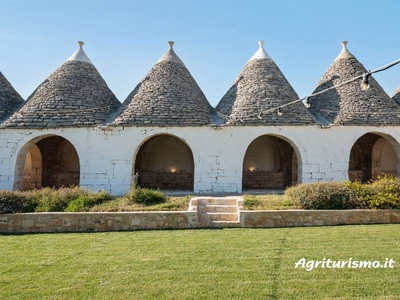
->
[157,41,185,66]
[334,40,354,61]
[249,40,272,61]
[67,41,93,64]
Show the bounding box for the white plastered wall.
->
[1,125,400,195]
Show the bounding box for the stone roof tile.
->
[0,72,24,122]
[216,41,315,126]
[309,41,400,126]
[2,42,121,128]
[112,42,213,127]
[391,85,400,105]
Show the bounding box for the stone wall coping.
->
[240,209,400,212]
[6,211,195,215]
[1,210,399,233]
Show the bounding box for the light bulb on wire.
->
[361,73,370,91]
[277,108,283,116]
[305,97,311,108]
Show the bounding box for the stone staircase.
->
[188,196,244,228]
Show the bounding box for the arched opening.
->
[349,133,399,182]
[23,144,42,190]
[134,135,194,190]
[242,135,298,190]
[20,136,80,190]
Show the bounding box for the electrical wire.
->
[215,57,400,122]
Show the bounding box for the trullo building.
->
[0,40,399,195]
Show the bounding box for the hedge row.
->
[286,176,400,210]
[2,176,400,213]
[0,187,113,213]
[0,186,166,214]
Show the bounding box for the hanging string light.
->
[361,73,370,91]
[215,56,400,123]
[305,97,311,109]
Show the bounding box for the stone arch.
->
[134,134,194,190]
[242,134,300,190]
[348,132,400,182]
[15,135,80,190]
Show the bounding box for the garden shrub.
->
[34,195,65,212]
[65,191,113,212]
[0,190,35,213]
[365,176,400,209]
[343,176,400,209]
[128,187,166,205]
[368,176,400,209]
[31,187,112,212]
[343,180,374,207]
[286,182,365,210]
[243,195,261,210]
[65,195,92,212]
[33,187,78,212]
[127,173,166,205]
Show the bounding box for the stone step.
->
[206,212,239,222]
[190,197,239,206]
[201,199,238,206]
[212,221,242,228]
[203,205,238,213]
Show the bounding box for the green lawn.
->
[1,225,399,299]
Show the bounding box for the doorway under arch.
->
[242,135,298,190]
[134,135,194,190]
[349,133,399,182]
[23,144,42,190]
[20,136,80,190]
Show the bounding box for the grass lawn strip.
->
[0,225,399,299]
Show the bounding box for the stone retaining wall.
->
[240,210,400,227]
[1,210,399,233]
[0,212,197,233]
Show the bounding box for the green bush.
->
[128,187,166,205]
[243,195,261,210]
[368,176,400,209]
[32,187,80,212]
[27,187,112,212]
[343,180,374,207]
[65,195,92,212]
[286,182,365,210]
[0,190,35,213]
[343,176,400,209]
[65,191,112,212]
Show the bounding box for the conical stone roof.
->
[391,85,400,105]
[309,41,400,126]
[216,41,315,126]
[2,41,121,128]
[112,41,213,127]
[0,72,24,122]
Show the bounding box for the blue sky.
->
[1,0,399,106]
